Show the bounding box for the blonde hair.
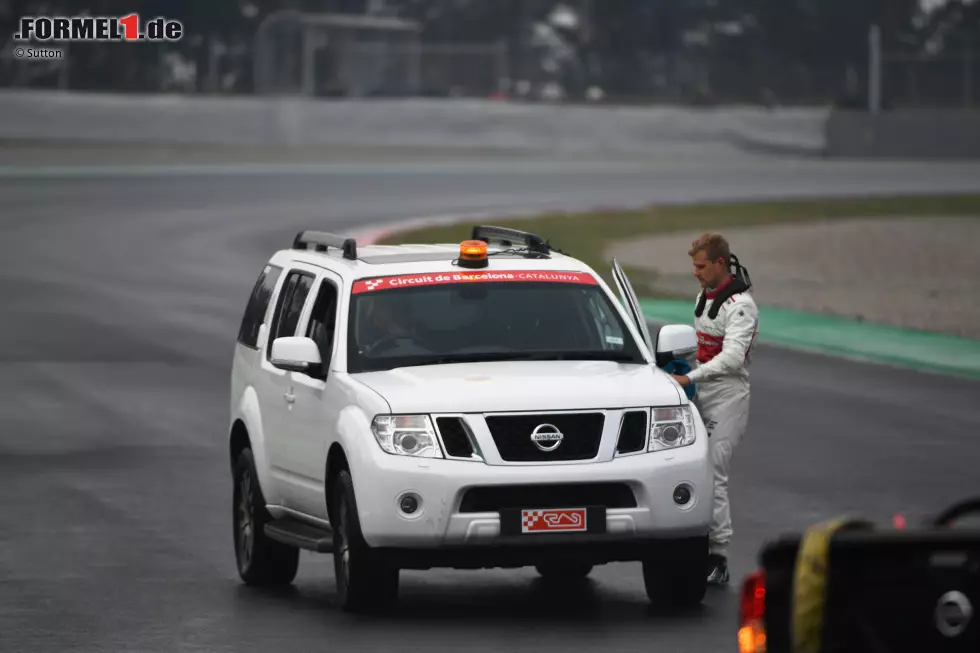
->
[688,232,730,265]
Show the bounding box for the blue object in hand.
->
[663,359,697,400]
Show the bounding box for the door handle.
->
[284,392,295,404]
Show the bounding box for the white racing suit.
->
[686,279,760,559]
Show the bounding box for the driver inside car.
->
[362,297,423,354]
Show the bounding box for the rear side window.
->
[266,270,316,359]
[238,264,283,349]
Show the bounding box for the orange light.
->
[738,623,768,653]
[459,240,488,260]
[738,570,768,652]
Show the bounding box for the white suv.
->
[228,226,713,613]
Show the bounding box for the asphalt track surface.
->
[3,154,980,653]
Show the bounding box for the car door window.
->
[267,270,315,360]
[238,264,283,349]
[301,278,339,378]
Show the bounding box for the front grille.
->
[616,410,648,454]
[458,482,637,513]
[484,412,605,462]
[436,417,475,458]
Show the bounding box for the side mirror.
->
[655,324,698,366]
[270,336,323,374]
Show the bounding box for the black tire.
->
[331,469,399,613]
[535,562,594,581]
[642,536,708,610]
[233,448,300,586]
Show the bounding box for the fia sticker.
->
[605,336,624,345]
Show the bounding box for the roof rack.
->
[470,225,557,256]
[292,230,358,260]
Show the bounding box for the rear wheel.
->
[331,469,399,613]
[233,449,300,586]
[642,536,708,610]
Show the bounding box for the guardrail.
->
[0,89,830,156]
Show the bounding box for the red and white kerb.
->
[352,270,599,294]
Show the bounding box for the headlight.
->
[649,405,696,451]
[371,415,444,458]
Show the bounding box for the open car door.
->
[611,258,656,357]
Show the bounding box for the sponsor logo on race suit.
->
[697,332,724,362]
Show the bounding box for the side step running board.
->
[264,518,334,553]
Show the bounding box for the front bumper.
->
[351,427,713,551]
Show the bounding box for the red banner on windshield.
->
[352,270,599,294]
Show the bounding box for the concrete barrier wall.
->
[825,109,980,159]
[0,89,829,156]
[7,89,976,159]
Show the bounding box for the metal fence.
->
[881,50,976,109]
[869,25,977,110]
[0,33,70,89]
[657,59,853,107]
[2,11,975,109]
[252,10,508,98]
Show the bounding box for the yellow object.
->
[792,517,874,653]
[459,240,488,260]
[738,624,767,653]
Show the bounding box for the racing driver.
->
[670,232,760,587]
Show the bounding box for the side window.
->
[238,264,283,349]
[266,270,315,359]
[302,279,339,377]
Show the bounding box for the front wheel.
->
[233,449,300,586]
[642,536,708,610]
[331,469,399,613]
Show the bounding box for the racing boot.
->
[706,554,729,586]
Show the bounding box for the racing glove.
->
[663,359,697,401]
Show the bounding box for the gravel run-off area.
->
[606,216,980,340]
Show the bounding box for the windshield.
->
[346,270,646,373]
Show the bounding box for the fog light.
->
[673,484,692,505]
[399,493,419,515]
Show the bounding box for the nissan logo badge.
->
[530,423,563,452]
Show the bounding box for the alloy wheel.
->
[238,473,253,569]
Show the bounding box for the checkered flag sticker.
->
[364,279,385,291]
[522,511,543,530]
[520,508,587,533]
